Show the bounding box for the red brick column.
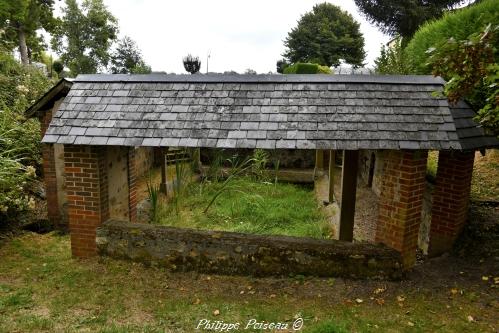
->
[376,150,428,268]
[128,148,137,223]
[64,145,109,257]
[42,143,60,226]
[40,110,63,227]
[428,151,475,256]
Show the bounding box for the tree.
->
[183,54,201,74]
[276,59,289,74]
[110,36,151,74]
[282,3,365,67]
[374,38,410,74]
[244,68,257,75]
[405,0,497,74]
[0,0,57,65]
[52,60,64,75]
[429,24,499,135]
[51,0,118,76]
[353,0,476,39]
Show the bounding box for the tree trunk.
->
[18,29,29,65]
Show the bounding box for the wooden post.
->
[339,150,359,242]
[159,147,168,194]
[328,150,335,203]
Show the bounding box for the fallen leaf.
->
[407,321,415,327]
[270,294,276,298]
[239,290,245,294]
[355,298,363,304]
[450,288,459,295]
[482,276,489,281]
[213,309,220,316]
[467,315,474,322]
[194,298,201,305]
[374,287,387,295]
[376,298,385,305]
[397,295,406,302]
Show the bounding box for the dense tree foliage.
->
[429,25,499,135]
[51,0,118,76]
[282,3,365,67]
[183,54,201,74]
[354,0,476,39]
[110,36,151,74]
[405,0,498,74]
[374,38,410,74]
[0,48,53,218]
[0,0,57,65]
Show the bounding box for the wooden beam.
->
[328,150,336,203]
[339,150,359,242]
[159,147,168,194]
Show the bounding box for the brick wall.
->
[428,151,475,256]
[64,145,109,257]
[375,150,428,268]
[40,108,61,227]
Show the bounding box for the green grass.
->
[0,232,497,332]
[156,177,331,239]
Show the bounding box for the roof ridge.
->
[74,74,445,85]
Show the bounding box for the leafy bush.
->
[0,49,53,220]
[374,38,410,74]
[283,62,332,74]
[428,24,499,134]
[405,0,499,74]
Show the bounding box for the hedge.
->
[405,0,499,74]
[283,63,332,74]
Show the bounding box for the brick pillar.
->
[40,109,61,227]
[64,145,109,257]
[42,143,60,226]
[128,147,137,223]
[428,151,475,256]
[376,150,428,268]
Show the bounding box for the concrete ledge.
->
[96,220,403,280]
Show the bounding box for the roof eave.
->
[25,78,73,118]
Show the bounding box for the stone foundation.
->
[97,220,403,280]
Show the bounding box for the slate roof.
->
[40,74,496,150]
[450,100,499,150]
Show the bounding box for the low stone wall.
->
[96,220,403,279]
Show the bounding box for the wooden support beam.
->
[159,147,168,194]
[339,150,359,242]
[328,150,335,203]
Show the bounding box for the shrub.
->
[428,24,499,134]
[405,0,499,74]
[283,62,332,74]
[374,38,410,74]
[0,49,53,221]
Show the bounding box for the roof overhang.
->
[25,78,73,118]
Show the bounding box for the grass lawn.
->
[154,177,331,239]
[0,232,498,332]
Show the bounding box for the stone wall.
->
[359,150,384,196]
[97,220,403,279]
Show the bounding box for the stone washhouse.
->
[27,74,499,270]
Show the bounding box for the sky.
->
[52,0,391,74]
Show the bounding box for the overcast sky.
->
[53,0,391,74]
